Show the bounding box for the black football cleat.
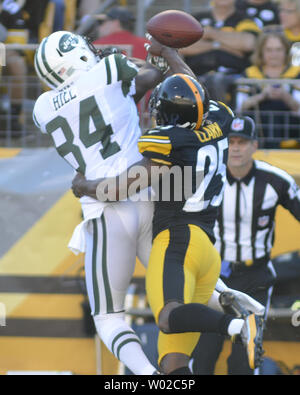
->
[219,291,249,318]
[219,291,265,369]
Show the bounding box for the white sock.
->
[94,313,156,375]
[207,290,224,312]
[227,318,244,336]
[119,344,157,375]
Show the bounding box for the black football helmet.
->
[152,73,210,129]
[148,82,162,122]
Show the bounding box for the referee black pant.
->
[191,262,276,375]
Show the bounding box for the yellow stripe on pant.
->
[146,224,221,365]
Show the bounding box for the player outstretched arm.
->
[71,157,169,201]
[147,36,197,78]
[134,37,197,103]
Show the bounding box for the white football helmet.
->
[34,31,99,89]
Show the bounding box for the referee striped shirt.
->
[214,160,300,262]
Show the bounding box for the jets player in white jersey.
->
[32,30,200,375]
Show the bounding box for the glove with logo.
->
[145,34,170,75]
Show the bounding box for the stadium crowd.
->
[0,0,300,147]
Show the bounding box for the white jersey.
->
[33,53,143,219]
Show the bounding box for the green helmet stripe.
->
[105,56,112,85]
[115,54,121,82]
[34,50,57,88]
[41,37,64,85]
[32,111,40,127]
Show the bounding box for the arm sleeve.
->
[138,129,174,166]
[104,53,139,97]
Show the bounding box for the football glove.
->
[146,53,170,74]
[145,33,170,74]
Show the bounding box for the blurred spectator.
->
[0,0,28,135]
[236,0,280,29]
[93,6,149,59]
[24,0,77,43]
[180,0,260,76]
[77,0,103,21]
[51,0,65,32]
[180,0,260,102]
[279,0,300,44]
[23,0,49,43]
[63,0,77,32]
[0,0,28,44]
[235,31,300,148]
[0,0,77,137]
[48,0,76,33]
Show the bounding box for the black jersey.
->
[185,9,260,75]
[138,101,234,241]
[235,0,279,28]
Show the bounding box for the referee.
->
[192,115,300,375]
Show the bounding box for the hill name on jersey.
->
[52,86,78,111]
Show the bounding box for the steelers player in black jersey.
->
[71,74,265,375]
[140,78,233,244]
[135,75,257,375]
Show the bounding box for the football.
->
[146,10,204,48]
